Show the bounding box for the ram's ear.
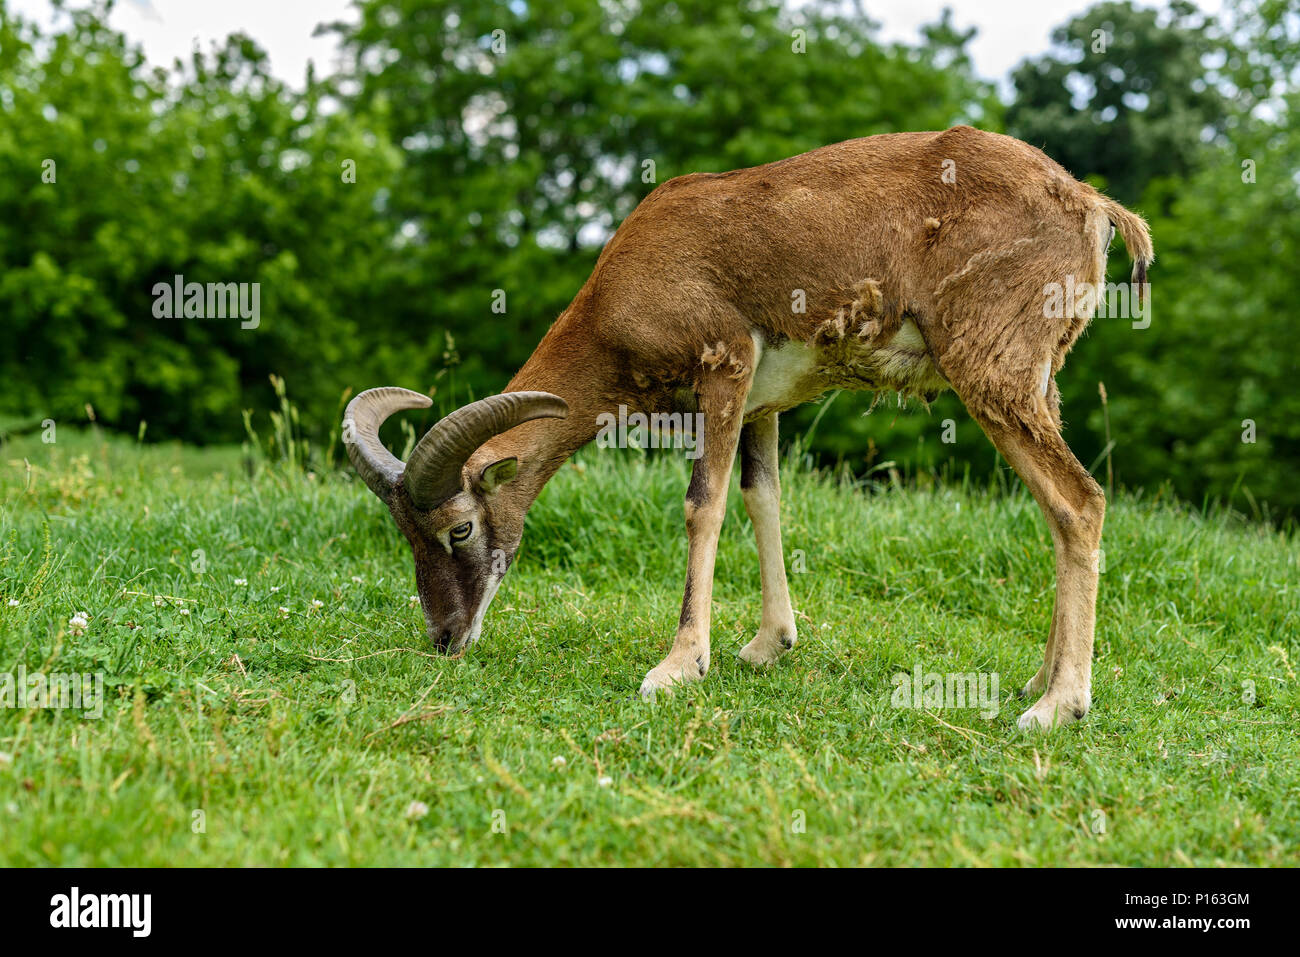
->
[476,457,519,495]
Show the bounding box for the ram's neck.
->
[467,302,615,512]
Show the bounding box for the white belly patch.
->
[744,320,949,418]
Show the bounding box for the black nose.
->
[438,628,454,650]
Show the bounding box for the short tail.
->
[1099,198,1154,296]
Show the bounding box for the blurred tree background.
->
[0,0,1296,520]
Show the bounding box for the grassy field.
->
[0,425,1297,866]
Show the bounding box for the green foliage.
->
[0,0,998,478]
[0,430,1296,864]
[0,1,403,441]
[1006,0,1300,520]
[0,0,1298,519]
[1006,0,1239,205]
[1097,119,1300,519]
[322,0,999,406]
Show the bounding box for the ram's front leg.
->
[738,413,797,666]
[639,339,754,697]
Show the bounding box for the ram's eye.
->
[449,522,473,544]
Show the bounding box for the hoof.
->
[739,626,796,668]
[639,650,709,697]
[1017,693,1089,732]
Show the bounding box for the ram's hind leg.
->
[933,220,1109,729]
[973,413,1104,731]
[738,413,797,666]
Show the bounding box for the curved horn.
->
[342,387,432,499]
[403,391,569,510]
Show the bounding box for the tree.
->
[1007,0,1238,205]
[323,0,999,462]
[0,1,401,442]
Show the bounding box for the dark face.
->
[386,460,523,655]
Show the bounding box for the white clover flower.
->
[597,776,614,788]
[408,595,420,606]
[153,597,166,607]
[405,800,429,820]
[234,578,248,586]
[270,585,281,593]
[68,612,89,636]
[179,608,191,617]
[6,599,18,608]
[350,576,363,584]
[551,756,567,768]
[277,606,290,618]
[311,599,324,609]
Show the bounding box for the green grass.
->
[1,427,1297,866]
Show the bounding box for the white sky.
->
[8,0,1225,88]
